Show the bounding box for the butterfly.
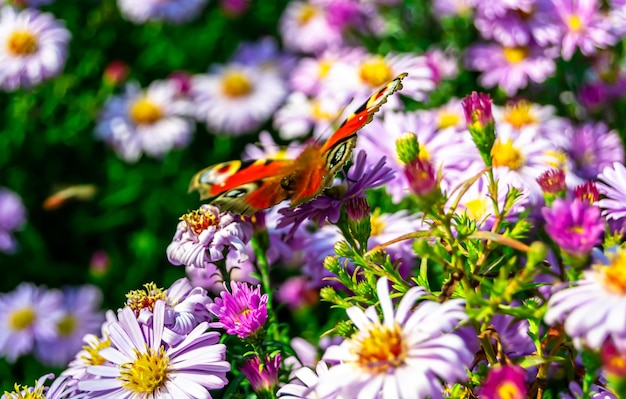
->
[188,72,408,215]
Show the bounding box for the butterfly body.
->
[189,73,407,215]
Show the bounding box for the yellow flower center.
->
[7,30,38,56]
[129,97,163,125]
[497,381,524,399]
[502,47,528,64]
[3,382,45,399]
[221,70,253,98]
[370,210,385,237]
[491,139,525,170]
[598,249,626,295]
[503,101,538,129]
[57,314,77,336]
[81,336,111,366]
[318,60,333,78]
[418,146,431,162]
[352,323,407,373]
[568,15,583,32]
[9,308,35,331]
[359,58,393,88]
[119,346,170,394]
[311,100,334,122]
[465,197,489,221]
[126,282,167,316]
[297,3,318,25]
[182,208,220,235]
[437,111,461,130]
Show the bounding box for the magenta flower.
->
[462,91,494,129]
[542,197,604,257]
[404,158,438,196]
[551,0,616,60]
[208,281,268,339]
[478,364,527,399]
[241,353,282,393]
[0,187,26,254]
[167,204,253,269]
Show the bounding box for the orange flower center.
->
[7,30,38,56]
[598,249,626,295]
[352,323,407,373]
[125,282,167,316]
[182,208,220,235]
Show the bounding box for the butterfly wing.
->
[289,73,407,206]
[319,72,407,154]
[188,159,293,215]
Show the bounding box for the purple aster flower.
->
[0,187,26,254]
[167,204,253,269]
[478,364,527,399]
[276,151,394,234]
[241,353,282,394]
[0,283,63,362]
[231,36,296,76]
[424,48,459,83]
[560,381,618,398]
[545,246,626,351]
[596,163,626,224]
[192,62,287,135]
[125,278,213,346]
[0,6,70,91]
[78,300,230,397]
[542,197,604,257]
[117,0,209,24]
[562,122,624,180]
[208,281,268,339]
[551,0,616,60]
[465,42,557,96]
[1,373,79,399]
[279,0,344,53]
[474,0,561,47]
[318,277,472,398]
[96,79,194,162]
[34,285,104,367]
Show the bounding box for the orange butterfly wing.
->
[188,73,408,215]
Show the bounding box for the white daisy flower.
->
[96,79,194,163]
[316,277,472,399]
[192,63,287,135]
[0,6,70,91]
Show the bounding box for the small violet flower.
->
[241,353,282,394]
